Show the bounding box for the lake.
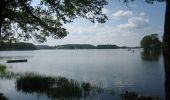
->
[0,49,165,100]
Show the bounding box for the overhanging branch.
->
[18,0,54,32]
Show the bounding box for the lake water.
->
[0,49,165,100]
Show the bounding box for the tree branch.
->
[18,0,53,31]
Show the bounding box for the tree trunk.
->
[163,0,170,100]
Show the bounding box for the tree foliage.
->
[0,0,108,42]
[56,44,96,49]
[55,44,122,49]
[121,0,165,4]
[140,34,161,50]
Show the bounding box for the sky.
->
[34,0,166,47]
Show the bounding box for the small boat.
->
[7,59,27,63]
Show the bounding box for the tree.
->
[1,0,170,99]
[120,0,168,47]
[140,34,161,50]
[0,0,108,43]
[122,0,170,100]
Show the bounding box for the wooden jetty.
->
[7,59,27,63]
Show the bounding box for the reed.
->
[16,74,103,99]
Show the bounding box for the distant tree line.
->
[0,42,36,50]
[96,45,119,49]
[0,43,140,50]
[56,44,96,49]
[36,45,57,50]
[55,44,138,49]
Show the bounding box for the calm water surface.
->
[0,49,165,100]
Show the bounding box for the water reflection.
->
[140,49,161,61]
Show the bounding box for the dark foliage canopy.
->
[140,34,161,50]
[0,0,108,42]
[121,0,165,4]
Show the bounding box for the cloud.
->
[43,11,152,46]
[68,23,111,34]
[44,21,149,46]
[112,10,133,19]
[117,16,149,31]
[64,22,138,43]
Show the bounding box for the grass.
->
[0,64,6,72]
[0,64,25,79]
[16,73,103,99]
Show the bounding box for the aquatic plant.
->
[121,91,161,100]
[0,64,6,73]
[0,67,25,80]
[16,74,103,99]
[0,67,103,99]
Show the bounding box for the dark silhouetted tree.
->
[140,34,161,50]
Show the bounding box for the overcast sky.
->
[35,0,166,47]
